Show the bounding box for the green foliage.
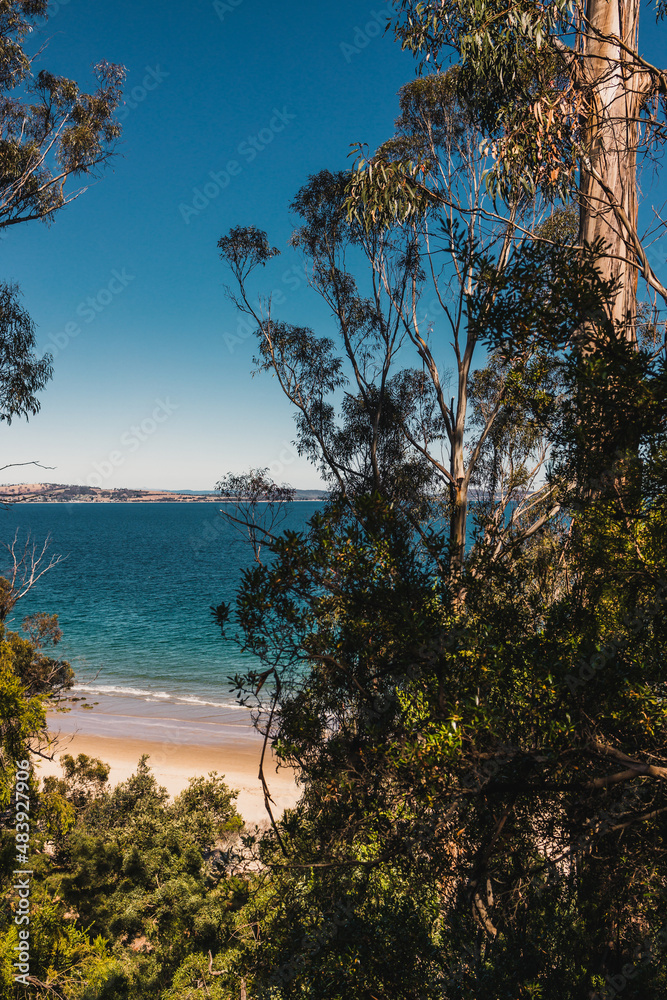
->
[214,112,667,996]
[2,756,249,999]
[217,225,280,283]
[231,858,445,999]
[0,3,124,442]
[0,282,53,422]
[53,753,111,809]
[212,307,667,996]
[0,1,124,229]
[0,902,113,1000]
[217,200,440,520]
[391,0,582,202]
[219,77,590,595]
[390,0,667,215]
[534,204,578,245]
[0,613,72,807]
[346,68,476,228]
[171,771,244,847]
[472,237,618,355]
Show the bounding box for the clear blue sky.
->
[0,1,665,491]
[0,0,416,490]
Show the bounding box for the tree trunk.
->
[449,387,468,597]
[449,479,468,571]
[579,0,647,342]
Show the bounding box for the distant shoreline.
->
[10,498,324,504]
[0,482,326,503]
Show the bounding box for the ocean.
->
[1,501,323,743]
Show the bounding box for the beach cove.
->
[39,693,300,826]
[0,502,317,824]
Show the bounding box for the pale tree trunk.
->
[578,0,653,342]
[449,369,470,605]
[449,408,468,582]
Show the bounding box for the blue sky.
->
[0,1,666,491]
[0,0,416,490]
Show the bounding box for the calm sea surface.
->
[1,501,323,717]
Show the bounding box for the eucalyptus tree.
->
[218,73,577,594]
[213,302,667,1000]
[0,0,124,232]
[0,282,52,422]
[211,37,667,998]
[386,0,667,341]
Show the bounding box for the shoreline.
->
[46,692,264,744]
[0,483,326,503]
[40,710,301,826]
[14,498,324,503]
[37,731,300,827]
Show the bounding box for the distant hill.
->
[0,483,327,503]
[291,489,328,500]
[173,488,327,499]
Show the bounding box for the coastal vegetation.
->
[1,752,249,997]
[208,0,667,995]
[1,0,667,997]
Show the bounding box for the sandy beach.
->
[38,709,301,827]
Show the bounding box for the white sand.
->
[36,730,300,827]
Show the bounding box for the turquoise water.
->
[0,501,323,714]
